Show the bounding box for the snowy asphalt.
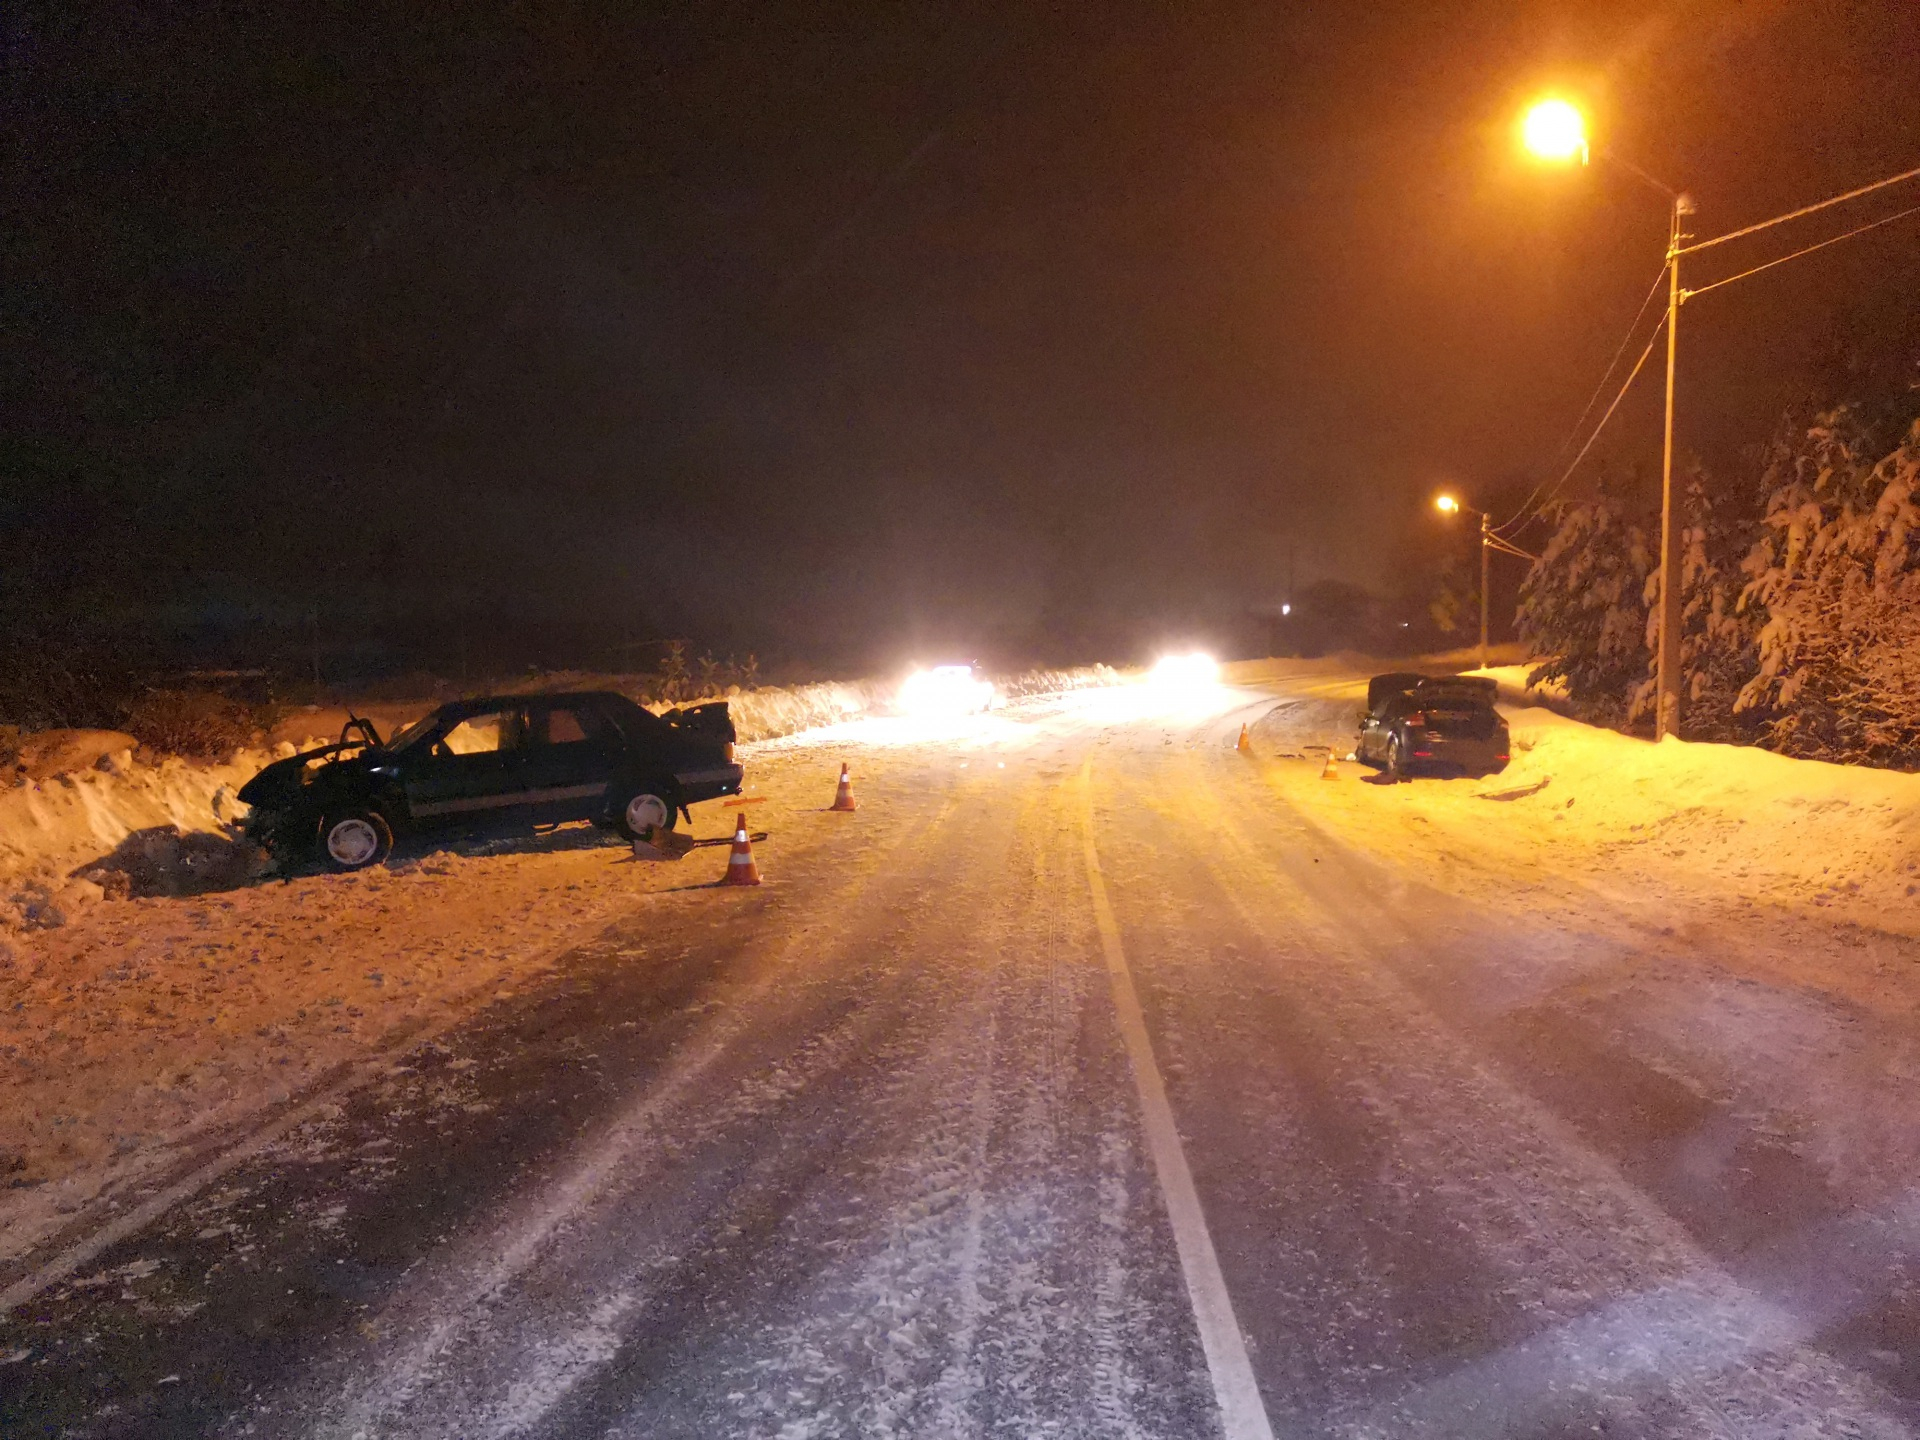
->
[3,677,1917,1437]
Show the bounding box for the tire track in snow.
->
[229,791,986,1438]
[1103,740,1910,1437]
[700,763,1209,1439]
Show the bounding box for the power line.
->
[1499,316,1667,533]
[1485,534,1539,561]
[1496,260,1670,536]
[1686,200,1920,301]
[1680,162,1920,256]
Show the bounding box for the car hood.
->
[236,744,374,809]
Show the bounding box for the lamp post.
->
[1516,96,1920,739]
[1435,494,1536,671]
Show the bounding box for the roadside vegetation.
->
[1517,364,1920,768]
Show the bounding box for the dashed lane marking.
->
[1079,758,1278,1440]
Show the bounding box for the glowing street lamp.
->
[1520,98,1588,164]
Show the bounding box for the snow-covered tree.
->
[1517,469,1654,723]
[1738,403,1920,767]
[1626,463,1761,740]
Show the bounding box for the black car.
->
[1355,673,1511,782]
[237,692,743,871]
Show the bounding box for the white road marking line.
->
[1080,760,1277,1440]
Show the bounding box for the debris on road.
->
[630,825,769,862]
[1475,775,1551,801]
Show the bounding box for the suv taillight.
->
[724,742,736,763]
[1404,711,1426,727]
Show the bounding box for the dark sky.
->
[8,1,1920,672]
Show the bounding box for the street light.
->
[1434,494,1536,671]
[1516,98,1918,740]
[1520,98,1588,164]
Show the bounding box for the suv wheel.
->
[1385,736,1407,783]
[322,810,393,871]
[617,789,678,840]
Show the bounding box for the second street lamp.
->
[1435,494,1536,671]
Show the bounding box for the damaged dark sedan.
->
[1355,673,1511,782]
[236,692,743,871]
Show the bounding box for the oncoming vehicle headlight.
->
[1149,652,1221,688]
[898,664,996,717]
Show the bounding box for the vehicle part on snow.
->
[630,824,769,862]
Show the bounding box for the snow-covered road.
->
[5,672,1919,1437]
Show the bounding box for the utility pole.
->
[1519,97,1919,739]
[1478,511,1491,672]
[1654,193,1694,740]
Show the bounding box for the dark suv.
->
[1356,673,1510,782]
[237,692,742,871]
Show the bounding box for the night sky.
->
[8,1,1920,675]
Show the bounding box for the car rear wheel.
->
[616,788,679,840]
[1384,735,1407,783]
[321,810,393,871]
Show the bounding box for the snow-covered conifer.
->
[1738,402,1920,767]
[1517,468,1654,724]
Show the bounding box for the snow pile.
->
[1290,680,1920,935]
[715,679,894,744]
[1495,704,1920,920]
[1,747,269,915]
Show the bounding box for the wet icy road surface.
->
[4,676,1918,1437]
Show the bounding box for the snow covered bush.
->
[123,689,263,759]
[1738,405,1920,768]
[1516,470,1654,724]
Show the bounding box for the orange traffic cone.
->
[1236,723,1252,754]
[720,812,762,885]
[830,762,858,812]
[1321,748,1340,780]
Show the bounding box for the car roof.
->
[430,691,637,718]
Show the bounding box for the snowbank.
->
[1283,690,1920,936]
[1493,704,1920,921]
[0,749,267,915]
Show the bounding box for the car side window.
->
[437,710,524,756]
[536,705,614,747]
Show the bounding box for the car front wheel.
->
[321,810,393,871]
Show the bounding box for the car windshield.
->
[382,713,443,752]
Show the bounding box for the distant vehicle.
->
[897,663,996,717]
[1355,673,1510,782]
[236,692,743,872]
